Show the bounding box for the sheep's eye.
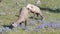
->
[27,8,30,10]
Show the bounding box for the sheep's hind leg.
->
[39,13,44,21]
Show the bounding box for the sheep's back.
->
[20,7,30,20]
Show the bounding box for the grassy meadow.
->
[0,0,60,34]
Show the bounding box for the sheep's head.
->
[9,21,18,28]
[12,22,18,28]
[26,4,35,11]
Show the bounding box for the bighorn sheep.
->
[16,4,44,20]
[11,4,44,28]
[26,4,44,20]
[12,7,30,28]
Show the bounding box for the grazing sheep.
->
[11,4,44,28]
[12,7,30,28]
[26,4,44,20]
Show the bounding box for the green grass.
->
[0,0,60,34]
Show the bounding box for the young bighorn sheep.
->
[12,7,30,28]
[26,4,44,20]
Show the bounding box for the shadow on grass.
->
[39,7,60,13]
[2,24,13,29]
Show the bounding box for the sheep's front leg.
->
[35,13,44,21]
[21,20,27,30]
[36,13,39,17]
[25,20,27,28]
[33,13,38,19]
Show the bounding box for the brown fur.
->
[12,7,30,27]
[26,4,44,20]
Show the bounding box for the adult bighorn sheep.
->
[26,4,44,20]
[12,7,30,28]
